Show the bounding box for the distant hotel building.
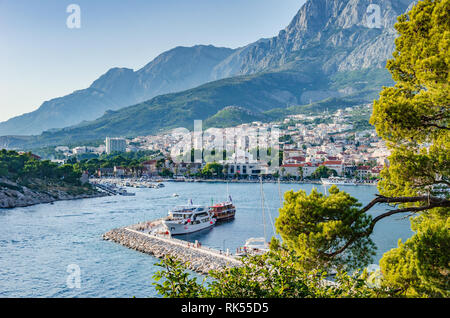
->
[105,137,126,154]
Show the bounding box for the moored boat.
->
[236,237,269,257]
[162,204,216,235]
[209,201,236,222]
[321,176,357,186]
[118,187,135,196]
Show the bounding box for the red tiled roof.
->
[322,160,342,165]
[281,164,303,168]
[142,160,157,165]
[30,154,41,160]
[291,156,306,162]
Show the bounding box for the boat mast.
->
[259,176,267,244]
[278,177,283,208]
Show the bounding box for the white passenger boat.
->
[162,204,216,235]
[321,176,357,186]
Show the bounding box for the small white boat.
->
[117,187,135,196]
[321,176,357,186]
[162,205,216,235]
[236,237,269,256]
[172,193,179,197]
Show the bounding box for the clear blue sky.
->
[0,0,306,122]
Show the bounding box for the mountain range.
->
[0,45,235,136]
[0,0,416,149]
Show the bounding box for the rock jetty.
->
[103,227,242,274]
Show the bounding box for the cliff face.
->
[212,0,415,76]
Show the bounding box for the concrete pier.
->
[103,225,242,274]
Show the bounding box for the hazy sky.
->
[0,0,306,122]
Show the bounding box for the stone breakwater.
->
[103,227,242,275]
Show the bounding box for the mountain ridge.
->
[0,45,236,136]
[0,0,416,149]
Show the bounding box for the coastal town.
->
[1,0,447,301]
[47,104,389,183]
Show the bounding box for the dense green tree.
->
[0,162,8,177]
[74,151,159,175]
[371,0,449,199]
[159,168,173,178]
[380,208,449,297]
[201,162,224,178]
[0,150,82,185]
[153,251,387,298]
[310,166,337,179]
[275,186,375,272]
[369,0,449,297]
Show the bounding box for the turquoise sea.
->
[0,182,413,297]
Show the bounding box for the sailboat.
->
[237,176,271,256]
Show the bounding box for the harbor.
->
[100,179,376,276]
[0,181,412,297]
[91,178,165,196]
[103,223,241,274]
[90,176,377,188]
[103,197,245,274]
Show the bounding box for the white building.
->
[55,146,70,152]
[106,137,126,154]
[72,146,87,155]
[226,163,262,176]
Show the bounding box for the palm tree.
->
[222,164,229,180]
[297,166,303,181]
[186,164,191,177]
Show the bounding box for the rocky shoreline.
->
[0,178,109,209]
[103,227,242,275]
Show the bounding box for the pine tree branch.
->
[322,195,450,258]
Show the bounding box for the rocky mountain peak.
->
[213,0,416,76]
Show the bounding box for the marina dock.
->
[103,222,242,274]
[92,182,135,196]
